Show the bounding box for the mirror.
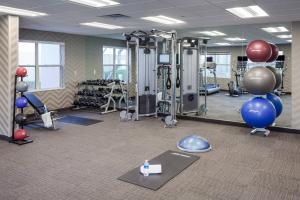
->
[177,23,292,129]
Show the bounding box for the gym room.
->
[0,0,299,199]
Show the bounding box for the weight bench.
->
[23,92,58,130]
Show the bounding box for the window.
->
[103,46,130,82]
[200,53,231,78]
[19,41,65,91]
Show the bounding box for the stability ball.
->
[241,97,276,128]
[266,66,282,90]
[267,43,279,63]
[15,113,27,125]
[246,40,272,62]
[16,67,27,77]
[14,129,27,140]
[243,66,276,95]
[266,93,283,117]
[16,82,29,93]
[16,97,28,108]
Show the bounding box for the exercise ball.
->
[15,113,27,125]
[243,66,276,95]
[267,43,279,62]
[16,67,27,77]
[266,93,283,117]
[177,135,211,153]
[266,66,282,90]
[16,97,28,108]
[241,97,276,128]
[16,81,29,93]
[246,40,272,62]
[14,129,27,140]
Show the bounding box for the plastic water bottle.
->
[143,160,149,176]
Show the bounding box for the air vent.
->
[98,14,130,19]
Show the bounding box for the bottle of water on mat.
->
[143,160,149,176]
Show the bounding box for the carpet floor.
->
[0,111,300,200]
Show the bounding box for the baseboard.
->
[0,135,10,142]
[177,115,300,134]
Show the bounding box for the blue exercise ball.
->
[16,97,28,108]
[266,93,283,117]
[241,97,276,128]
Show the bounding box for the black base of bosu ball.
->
[9,138,33,145]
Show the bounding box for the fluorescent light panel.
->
[226,5,269,18]
[141,15,185,25]
[262,26,289,33]
[199,31,226,36]
[214,43,231,46]
[0,5,47,17]
[224,37,246,41]
[81,22,124,29]
[277,34,292,39]
[68,0,119,7]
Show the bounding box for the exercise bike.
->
[227,56,247,97]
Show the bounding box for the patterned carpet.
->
[0,111,299,200]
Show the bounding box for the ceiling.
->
[0,0,299,41]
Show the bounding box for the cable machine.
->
[177,37,200,115]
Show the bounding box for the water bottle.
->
[143,160,149,176]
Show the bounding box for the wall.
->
[206,44,292,93]
[292,21,300,129]
[0,15,19,137]
[20,29,86,112]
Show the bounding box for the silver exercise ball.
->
[266,66,282,90]
[243,66,276,95]
[16,81,29,93]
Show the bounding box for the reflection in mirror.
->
[177,23,292,128]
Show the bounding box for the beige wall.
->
[20,29,86,112]
[207,44,292,93]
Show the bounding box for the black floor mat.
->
[118,150,199,191]
[58,115,103,126]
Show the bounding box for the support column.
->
[0,15,19,138]
[292,21,300,129]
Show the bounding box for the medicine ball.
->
[266,66,282,90]
[267,43,279,63]
[16,67,27,77]
[15,113,27,125]
[246,40,272,62]
[16,97,28,108]
[243,66,276,95]
[16,81,29,93]
[14,129,27,140]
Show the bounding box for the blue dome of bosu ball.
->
[177,135,212,153]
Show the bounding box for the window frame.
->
[19,40,65,92]
[206,52,232,79]
[102,46,131,83]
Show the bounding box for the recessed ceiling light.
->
[141,15,185,25]
[68,0,119,8]
[214,43,231,46]
[226,5,269,18]
[0,5,47,17]
[277,34,292,39]
[287,40,292,43]
[199,31,226,36]
[224,37,246,41]
[262,26,289,33]
[81,22,124,29]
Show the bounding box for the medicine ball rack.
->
[73,79,126,114]
[11,75,33,145]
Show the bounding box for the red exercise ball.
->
[267,43,279,62]
[14,129,27,140]
[16,67,27,77]
[246,40,272,62]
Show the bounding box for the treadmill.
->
[199,57,220,95]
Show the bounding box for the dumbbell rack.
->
[74,80,125,114]
[10,75,33,145]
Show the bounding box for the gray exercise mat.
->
[118,150,199,191]
[58,115,103,126]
